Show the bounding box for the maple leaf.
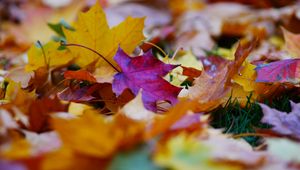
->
[232,62,256,92]
[58,83,134,113]
[188,40,257,104]
[199,55,229,77]
[112,48,182,111]
[51,112,122,158]
[63,3,145,67]
[259,101,300,140]
[27,97,67,133]
[51,111,145,158]
[188,68,229,103]
[255,59,300,84]
[26,41,73,71]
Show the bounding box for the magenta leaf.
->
[255,59,300,83]
[112,48,182,111]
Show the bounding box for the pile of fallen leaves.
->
[1,0,300,170]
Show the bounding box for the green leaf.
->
[107,144,163,170]
[48,20,74,38]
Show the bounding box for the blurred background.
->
[1,0,300,61]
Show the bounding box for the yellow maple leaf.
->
[232,61,256,92]
[63,3,145,67]
[52,111,122,158]
[51,111,145,158]
[26,41,73,71]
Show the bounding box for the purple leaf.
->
[259,101,300,139]
[0,160,26,170]
[255,59,300,83]
[112,48,182,111]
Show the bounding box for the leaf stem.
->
[60,42,120,72]
[143,41,168,58]
[37,40,49,70]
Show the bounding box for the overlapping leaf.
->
[259,101,300,139]
[255,59,300,84]
[63,3,145,67]
[26,41,73,71]
[112,48,182,111]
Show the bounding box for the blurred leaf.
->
[108,144,162,170]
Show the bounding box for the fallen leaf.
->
[27,97,67,133]
[51,111,122,157]
[64,70,96,83]
[63,3,145,67]
[188,67,229,103]
[42,147,108,170]
[58,85,96,102]
[26,41,73,71]
[232,62,256,92]
[266,138,300,163]
[255,59,300,84]
[170,113,203,131]
[107,144,162,170]
[189,41,257,103]
[112,48,182,111]
[259,101,300,140]
[144,100,200,140]
[154,133,241,170]
[200,55,229,77]
[121,91,155,121]
[51,111,145,158]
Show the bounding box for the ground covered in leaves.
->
[1,0,300,170]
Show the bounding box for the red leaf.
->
[199,55,229,77]
[64,70,97,83]
[28,97,67,133]
[181,66,202,78]
[255,59,300,83]
[112,48,182,111]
